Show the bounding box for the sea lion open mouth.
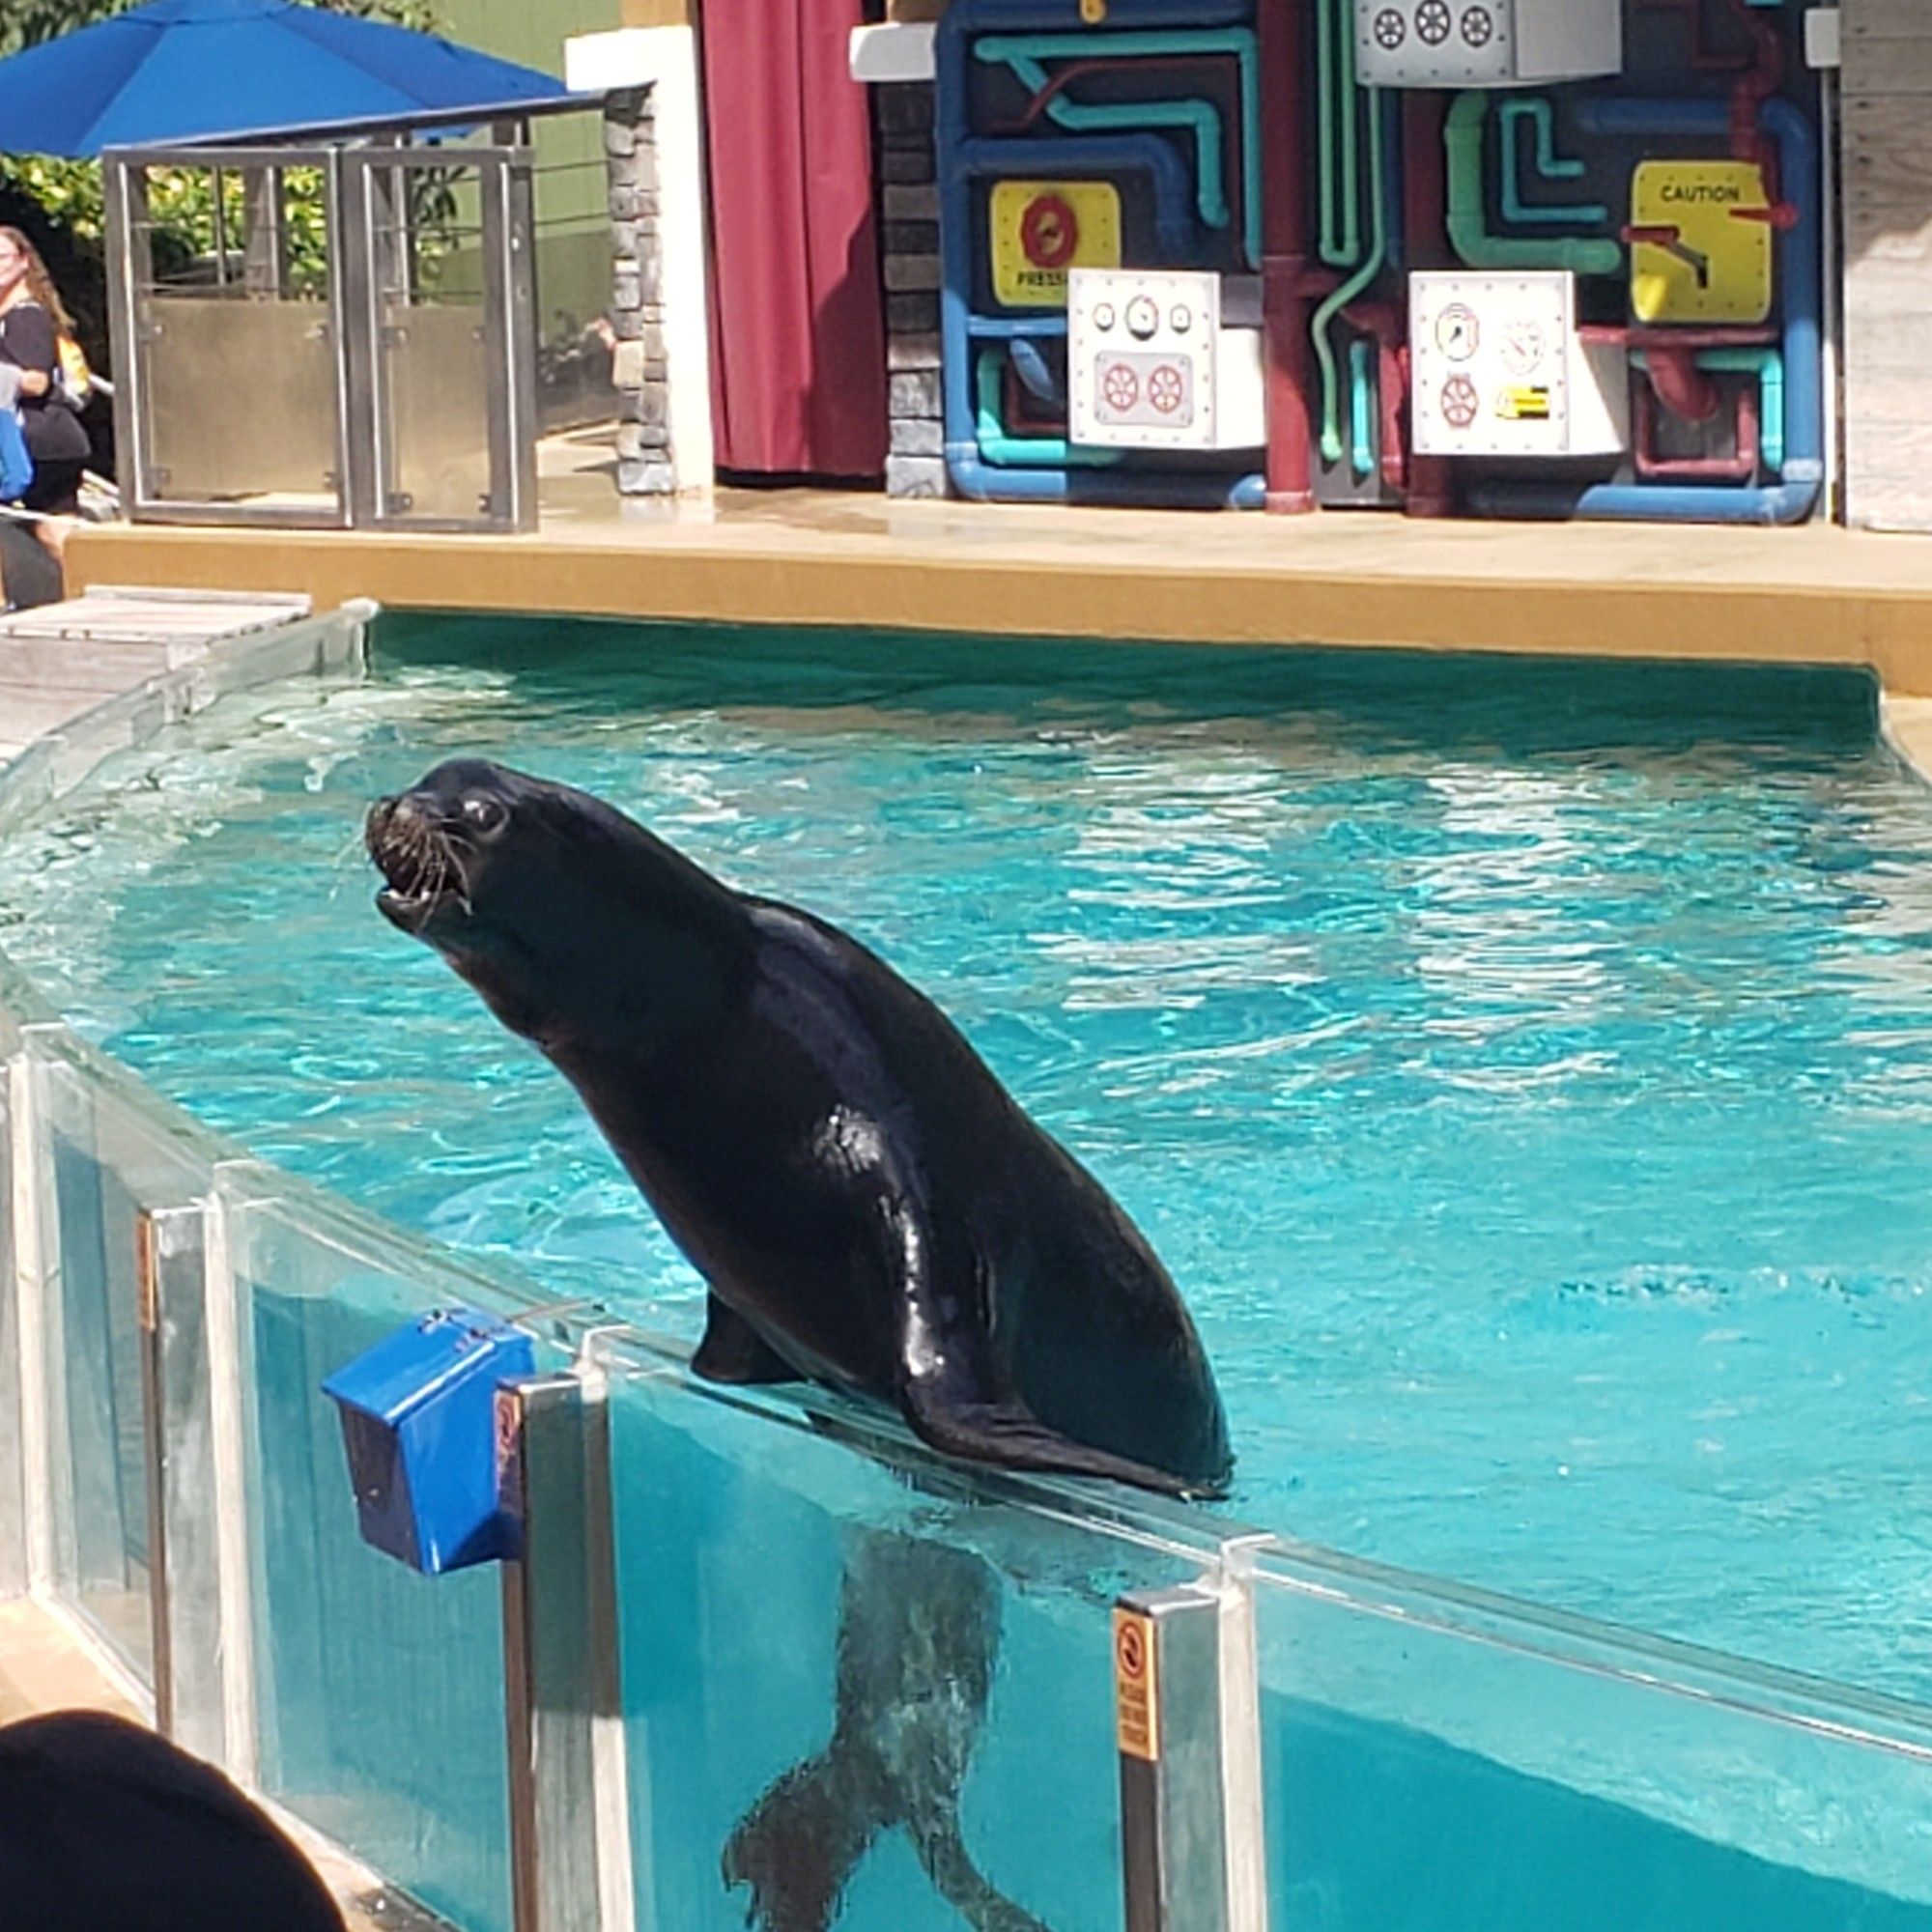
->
[365,793,472,933]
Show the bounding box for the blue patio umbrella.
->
[0,0,578,158]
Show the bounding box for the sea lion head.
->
[367,757,741,1048]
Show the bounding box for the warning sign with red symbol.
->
[1093,352,1194,430]
[991,180,1122,307]
[1113,1607,1159,1761]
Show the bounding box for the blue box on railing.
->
[322,1307,534,1576]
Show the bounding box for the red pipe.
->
[1579,324,1777,350]
[1401,93,1453,517]
[1634,370,1761,480]
[1258,0,1315,512]
[1643,343,1720,423]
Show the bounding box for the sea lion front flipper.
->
[695,1294,801,1385]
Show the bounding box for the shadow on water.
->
[373,611,1881,765]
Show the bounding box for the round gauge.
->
[1170,304,1193,334]
[1434,303,1480,361]
[1501,320,1545,376]
[1093,302,1116,331]
[1416,0,1452,44]
[1125,295,1160,340]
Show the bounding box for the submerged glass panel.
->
[1254,1550,1932,1932]
[38,1055,213,1683]
[606,1356,1212,1932]
[231,1193,548,1932]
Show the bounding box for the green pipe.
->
[1498,99,1607,229]
[975,349,1120,467]
[1349,336,1376,480]
[1313,82,1385,465]
[1444,93,1622,276]
[1316,0,1360,269]
[996,48,1231,235]
[973,31,1262,268]
[1633,347,1786,473]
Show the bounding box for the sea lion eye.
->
[462,795,509,838]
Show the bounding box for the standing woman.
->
[0,227,90,517]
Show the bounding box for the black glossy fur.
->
[367,758,1233,1499]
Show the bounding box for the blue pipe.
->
[973,31,1264,265]
[1470,97,1821,526]
[938,0,1261,507]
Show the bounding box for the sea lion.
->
[365,757,1232,1499]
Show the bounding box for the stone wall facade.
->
[604,86,675,496]
[872,80,951,499]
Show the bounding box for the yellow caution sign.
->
[1114,1606,1159,1761]
[990,180,1122,308]
[1630,160,1774,326]
[1495,385,1551,421]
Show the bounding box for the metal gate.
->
[105,142,538,534]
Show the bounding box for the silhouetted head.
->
[366,758,741,1047]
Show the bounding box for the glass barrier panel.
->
[228,1192,563,1932]
[365,159,496,525]
[605,1356,1218,1932]
[139,295,342,512]
[0,1053,23,1600]
[38,1054,214,1682]
[1254,1552,1932,1932]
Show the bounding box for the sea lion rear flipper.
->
[695,1295,801,1385]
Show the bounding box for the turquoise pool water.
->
[6,617,1932,1704]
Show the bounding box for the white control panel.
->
[1410,270,1628,459]
[1068,269,1265,452]
[1356,0,1620,87]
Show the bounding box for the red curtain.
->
[700,0,889,479]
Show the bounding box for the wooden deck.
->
[0,586,313,762]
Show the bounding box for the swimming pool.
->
[5,612,1930,1714]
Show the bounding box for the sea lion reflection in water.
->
[367,758,1234,1931]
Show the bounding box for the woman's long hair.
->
[0,228,72,332]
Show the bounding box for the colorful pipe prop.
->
[1313,79,1387,466]
[1470,96,1820,524]
[1499,99,1608,230]
[973,31,1263,266]
[936,0,1264,507]
[1316,0,1360,269]
[1445,94,1622,277]
[975,349,1120,466]
[1634,367,1760,482]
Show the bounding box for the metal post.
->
[102,156,148,511]
[483,150,541,532]
[499,1369,635,1932]
[135,1201,231,1762]
[201,1173,261,1784]
[1116,1547,1271,1932]
[135,1208,173,1727]
[11,1040,63,1601]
